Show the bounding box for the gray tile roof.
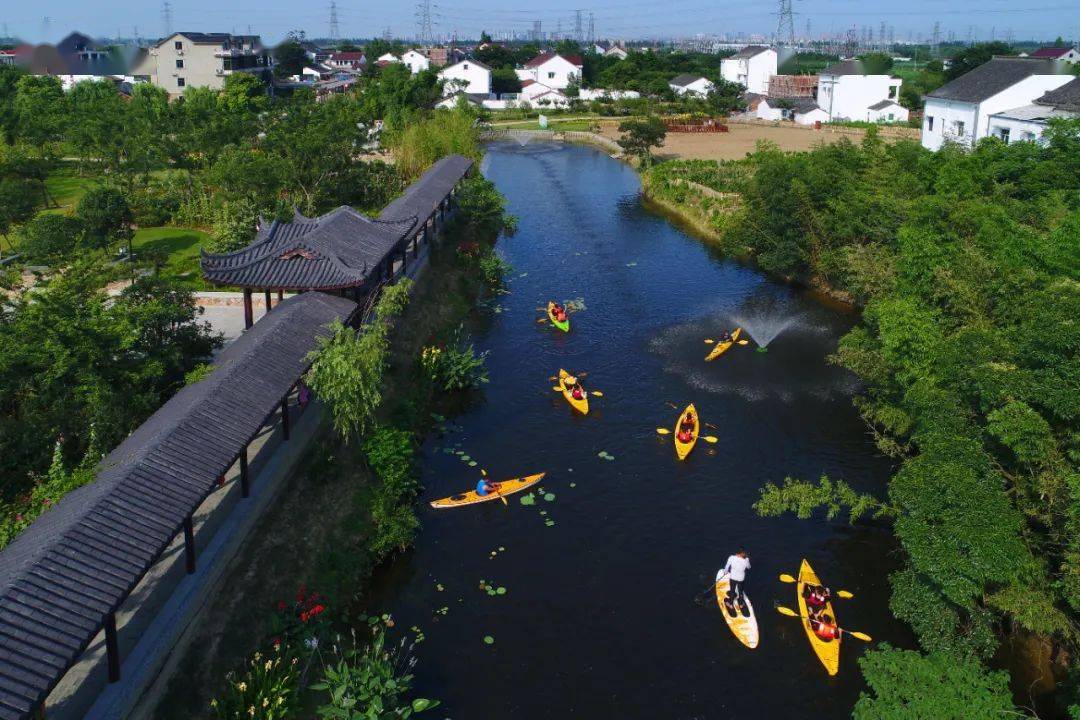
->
[670,74,707,87]
[0,292,356,720]
[868,99,902,110]
[1035,77,1080,112]
[820,59,869,76]
[925,57,1066,103]
[764,96,822,113]
[380,154,474,224]
[729,45,770,60]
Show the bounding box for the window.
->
[926,116,934,131]
[177,77,185,87]
[996,127,1010,143]
[955,120,965,136]
[463,63,469,70]
[174,41,183,50]
[548,71,555,79]
[175,59,184,68]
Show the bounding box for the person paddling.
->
[677,409,697,443]
[809,614,842,642]
[475,477,499,496]
[571,383,585,401]
[803,583,832,620]
[722,548,751,611]
[552,302,567,323]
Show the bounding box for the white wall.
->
[671,78,714,96]
[794,107,829,126]
[519,55,582,90]
[986,115,1048,144]
[817,74,901,121]
[720,49,777,94]
[921,74,1072,150]
[402,50,429,74]
[755,100,782,121]
[867,103,910,123]
[438,60,491,95]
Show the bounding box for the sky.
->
[4,0,1079,45]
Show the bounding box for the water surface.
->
[370,142,909,718]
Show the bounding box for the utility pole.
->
[162,1,173,38]
[329,0,340,41]
[416,0,435,45]
[588,12,595,44]
[931,21,941,58]
[776,0,795,47]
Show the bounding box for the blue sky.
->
[6,0,1078,45]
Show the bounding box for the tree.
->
[17,213,83,263]
[0,64,27,144]
[122,83,171,183]
[854,646,1015,720]
[946,42,1014,80]
[617,116,666,167]
[13,75,66,147]
[491,67,522,95]
[858,52,895,75]
[67,80,126,173]
[76,187,133,251]
[0,177,37,253]
[274,36,309,79]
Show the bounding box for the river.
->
[368,140,913,718]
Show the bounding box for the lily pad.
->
[461,455,471,462]
[468,461,478,467]
[569,482,577,488]
[498,546,505,551]
[543,493,556,502]
[483,635,495,645]
[545,519,556,527]
[496,587,507,595]
[519,492,536,506]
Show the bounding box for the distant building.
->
[147,32,272,97]
[516,52,583,90]
[327,51,365,70]
[767,74,817,98]
[1026,47,1080,64]
[984,76,1080,145]
[377,52,401,64]
[756,96,828,125]
[438,58,492,95]
[516,79,571,107]
[816,59,902,122]
[402,49,430,74]
[921,57,1072,150]
[866,99,909,123]
[669,74,715,96]
[720,46,777,95]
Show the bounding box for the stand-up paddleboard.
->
[429,473,546,509]
[715,570,759,649]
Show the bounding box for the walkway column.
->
[243,289,253,329]
[183,516,196,574]
[277,289,283,303]
[240,448,250,498]
[281,396,291,440]
[264,289,272,313]
[105,613,120,683]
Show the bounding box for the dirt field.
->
[597,120,918,161]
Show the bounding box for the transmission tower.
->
[776,0,795,46]
[879,21,887,50]
[416,0,435,45]
[574,9,583,42]
[162,1,173,37]
[931,21,941,58]
[588,12,595,43]
[329,0,340,41]
[844,26,858,57]
[41,16,52,40]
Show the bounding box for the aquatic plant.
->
[210,646,299,720]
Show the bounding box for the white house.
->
[816,59,902,122]
[921,57,1072,150]
[578,87,640,101]
[756,96,829,126]
[669,74,714,96]
[438,58,492,95]
[984,77,1080,145]
[516,52,583,90]
[402,49,430,74]
[377,53,401,64]
[866,99,909,123]
[435,91,486,109]
[605,45,628,60]
[720,45,777,95]
[1027,46,1080,64]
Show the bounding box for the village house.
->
[1025,46,1080,64]
[816,59,902,122]
[921,57,1072,150]
[516,52,583,90]
[984,76,1080,144]
[438,58,492,95]
[326,51,365,71]
[402,49,430,74]
[669,74,715,96]
[516,79,571,107]
[720,45,777,95]
[756,96,829,126]
[866,99,909,123]
[145,32,272,97]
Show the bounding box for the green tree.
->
[76,187,133,251]
[616,115,666,167]
[854,645,1015,720]
[13,75,66,147]
[274,35,309,78]
[858,52,895,75]
[17,213,83,263]
[0,177,37,253]
[122,83,171,183]
[68,80,126,172]
[946,42,1014,80]
[0,64,27,144]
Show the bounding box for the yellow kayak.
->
[705,328,742,361]
[798,559,841,675]
[429,473,546,509]
[716,571,759,649]
[548,302,570,332]
[558,369,589,415]
[674,403,699,461]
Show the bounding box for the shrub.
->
[208,198,261,253]
[420,330,489,392]
[76,187,133,250]
[17,213,83,263]
[363,427,420,560]
[210,646,299,720]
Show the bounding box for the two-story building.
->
[515,52,583,90]
[402,49,430,74]
[438,58,492,95]
[984,78,1080,144]
[921,57,1071,150]
[720,46,777,95]
[147,32,272,97]
[816,59,902,122]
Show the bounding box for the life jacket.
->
[813,622,839,641]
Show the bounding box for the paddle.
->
[775,606,872,642]
[656,428,718,443]
[779,574,854,599]
[704,339,751,346]
[480,469,507,506]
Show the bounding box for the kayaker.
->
[722,548,751,608]
[571,384,585,401]
[804,583,832,619]
[718,330,733,343]
[677,426,694,443]
[475,478,499,496]
[809,614,842,642]
[552,303,567,322]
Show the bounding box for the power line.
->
[329,0,340,41]
[415,0,436,44]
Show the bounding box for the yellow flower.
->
[210,700,218,708]
[237,682,248,692]
[253,652,262,661]
[291,657,298,665]
[276,697,285,706]
[247,705,255,716]
[262,697,269,708]
[265,660,273,671]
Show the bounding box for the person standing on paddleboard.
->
[723,549,751,609]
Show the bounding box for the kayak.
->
[548,302,570,332]
[429,473,546,509]
[674,403,699,461]
[797,558,841,675]
[705,327,742,361]
[558,369,589,415]
[715,570,759,649]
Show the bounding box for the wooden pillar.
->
[277,289,283,302]
[242,289,253,329]
[412,234,419,258]
[281,396,290,440]
[264,289,272,313]
[401,246,407,274]
[183,516,195,574]
[105,612,120,683]
[240,449,250,498]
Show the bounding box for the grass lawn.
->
[132,226,211,290]
[42,172,99,214]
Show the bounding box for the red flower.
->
[272,637,281,649]
[277,600,286,612]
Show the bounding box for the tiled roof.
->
[925,57,1066,103]
[729,45,770,60]
[524,51,582,68]
[0,292,356,720]
[820,59,869,76]
[380,154,474,223]
[1028,47,1074,58]
[670,74,707,87]
[868,99,902,110]
[1035,76,1080,112]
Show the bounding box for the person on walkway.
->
[723,548,751,608]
